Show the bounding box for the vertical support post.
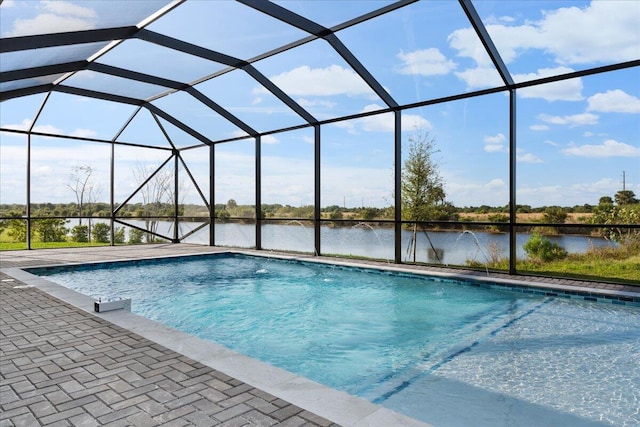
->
[394,111,402,264]
[209,144,215,246]
[255,136,262,250]
[27,93,50,250]
[509,90,517,274]
[110,141,115,245]
[173,150,179,243]
[26,133,31,250]
[314,125,321,256]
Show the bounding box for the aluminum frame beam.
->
[0,27,139,53]
[1,61,88,83]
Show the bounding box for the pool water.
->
[33,254,640,427]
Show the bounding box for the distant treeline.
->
[0,201,597,220]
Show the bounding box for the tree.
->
[67,165,95,225]
[599,196,613,206]
[543,206,567,224]
[591,189,640,245]
[4,211,27,242]
[34,218,68,242]
[132,164,174,243]
[615,190,638,205]
[401,130,446,262]
[68,165,101,241]
[361,207,378,221]
[226,199,238,210]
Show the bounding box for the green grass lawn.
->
[0,241,110,250]
[516,256,640,285]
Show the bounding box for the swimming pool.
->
[30,253,640,427]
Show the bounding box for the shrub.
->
[92,223,110,243]
[114,227,125,244]
[70,225,88,242]
[590,204,640,246]
[543,206,568,224]
[128,228,144,244]
[523,232,567,262]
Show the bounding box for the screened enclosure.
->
[1,0,639,283]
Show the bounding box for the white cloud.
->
[484,133,506,144]
[516,152,543,163]
[3,118,101,138]
[445,178,508,207]
[358,109,395,133]
[42,1,96,18]
[530,124,549,131]
[538,113,599,127]
[485,178,506,189]
[484,144,504,153]
[333,104,431,134]
[396,48,457,76]
[5,1,97,37]
[517,177,628,207]
[402,114,432,132]
[537,1,640,65]
[230,130,251,139]
[297,98,337,109]
[515,68,583,101]
[261,135,278,145]
[454,67,503,89]
[259,65,373,97]
[449,1,640,84]
[70,128,97,139]
[33,123,66,134]
[587,90,640,113]
[2,118,33,131]
[562,139,640,158]
[215,149,393,207]
[448,27,500,67]
[1,142,112,203]
[33,165,54,176]
[483,133,506,152]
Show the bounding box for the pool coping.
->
[3,246,639,427]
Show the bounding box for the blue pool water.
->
[31,254,640,427]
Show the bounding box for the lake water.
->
[110,220,616,265]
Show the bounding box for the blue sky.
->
[1,0,639,209]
